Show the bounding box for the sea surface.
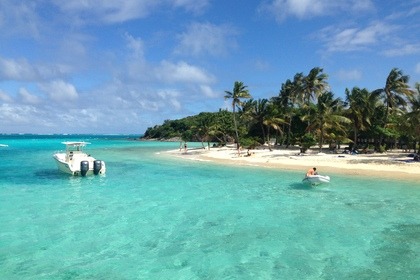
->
[0,135,419,279]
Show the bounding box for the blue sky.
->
[0,0,419,134]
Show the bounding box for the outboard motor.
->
[80,161,89,176]
[93,160,102,175]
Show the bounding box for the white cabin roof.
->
[61,141,91,147]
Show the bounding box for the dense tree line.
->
[143,67,420,153]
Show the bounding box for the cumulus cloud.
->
[200,85,219,98]
[0,103,40,125]
[317,22,398,52]
[0,90,13,103]
[0,57,38,81]
[19,88,41,104]
[157,61,215,84]
[260,0,374,21]
[40,80,79,102]
[175,22,237,56]
[124,33,145,59]
[56,108,106,128]
[0,57,72,82]
[157,89,182,111]
[122,34,152,83]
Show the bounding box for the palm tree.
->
[301,67,329,104]
[344,87,380,145]
[240,98,269,143]
[262,102,285,150]
[295,68,329,133]
[405,83,420,153]
[274,78,298,146]
[373,68,414,129]
[192,113,216,150]
[304,91,350,152]
[224,81,252,149]
[211,109,234,144]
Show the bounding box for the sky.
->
[0,0,419,134]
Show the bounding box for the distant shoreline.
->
[164,146,420,183]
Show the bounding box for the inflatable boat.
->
[302,175,330,185]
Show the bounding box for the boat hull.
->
[302,175,330,185]
[53,153,106,176]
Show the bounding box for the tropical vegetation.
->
[142,67,419,153]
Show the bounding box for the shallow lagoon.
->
[0,135,419,279]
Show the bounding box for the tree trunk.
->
[353,126,358,148]
[319,125,324,153]
[260,123,266,145]
[286,116,292,147]
[232,107,240,149]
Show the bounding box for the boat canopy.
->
[61,141,91,152]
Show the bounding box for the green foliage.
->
[143,110,235,142]
[142,68,418,151]
[239,137,262,149]
[300,133,317,149]
[378,144,386,153]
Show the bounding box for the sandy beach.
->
[166,145,420,182]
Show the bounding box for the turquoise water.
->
[0,135,419,279]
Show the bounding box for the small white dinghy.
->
[302,175,330,186]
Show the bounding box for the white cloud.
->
[172,0,209,14]
[175,22,237,56]
[57,108,105,128]
[54,0,159,23]
[157,61,215,84]
[0,57,72,82]
[200,85,219,98]
[0,57,38,81]
[157,89,182,111]
[382,43,420,57]
[53,0,209,24]
[0,90,13,103]
[318,22,397,52]
[0,1,41,38]
[19,88,41,104]
[0,103,40,124]
[416,63,420,74]
[253,59,270,71]
[260,0,374,21]
[124,33,145,59]
[337,69,362,81]
[121,35,151,83]
[40,80,79,102]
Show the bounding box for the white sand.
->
[166,146,420,182]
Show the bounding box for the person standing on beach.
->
[306,167,317,176]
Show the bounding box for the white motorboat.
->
[53,142,106,176]
[302,175,330,185]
